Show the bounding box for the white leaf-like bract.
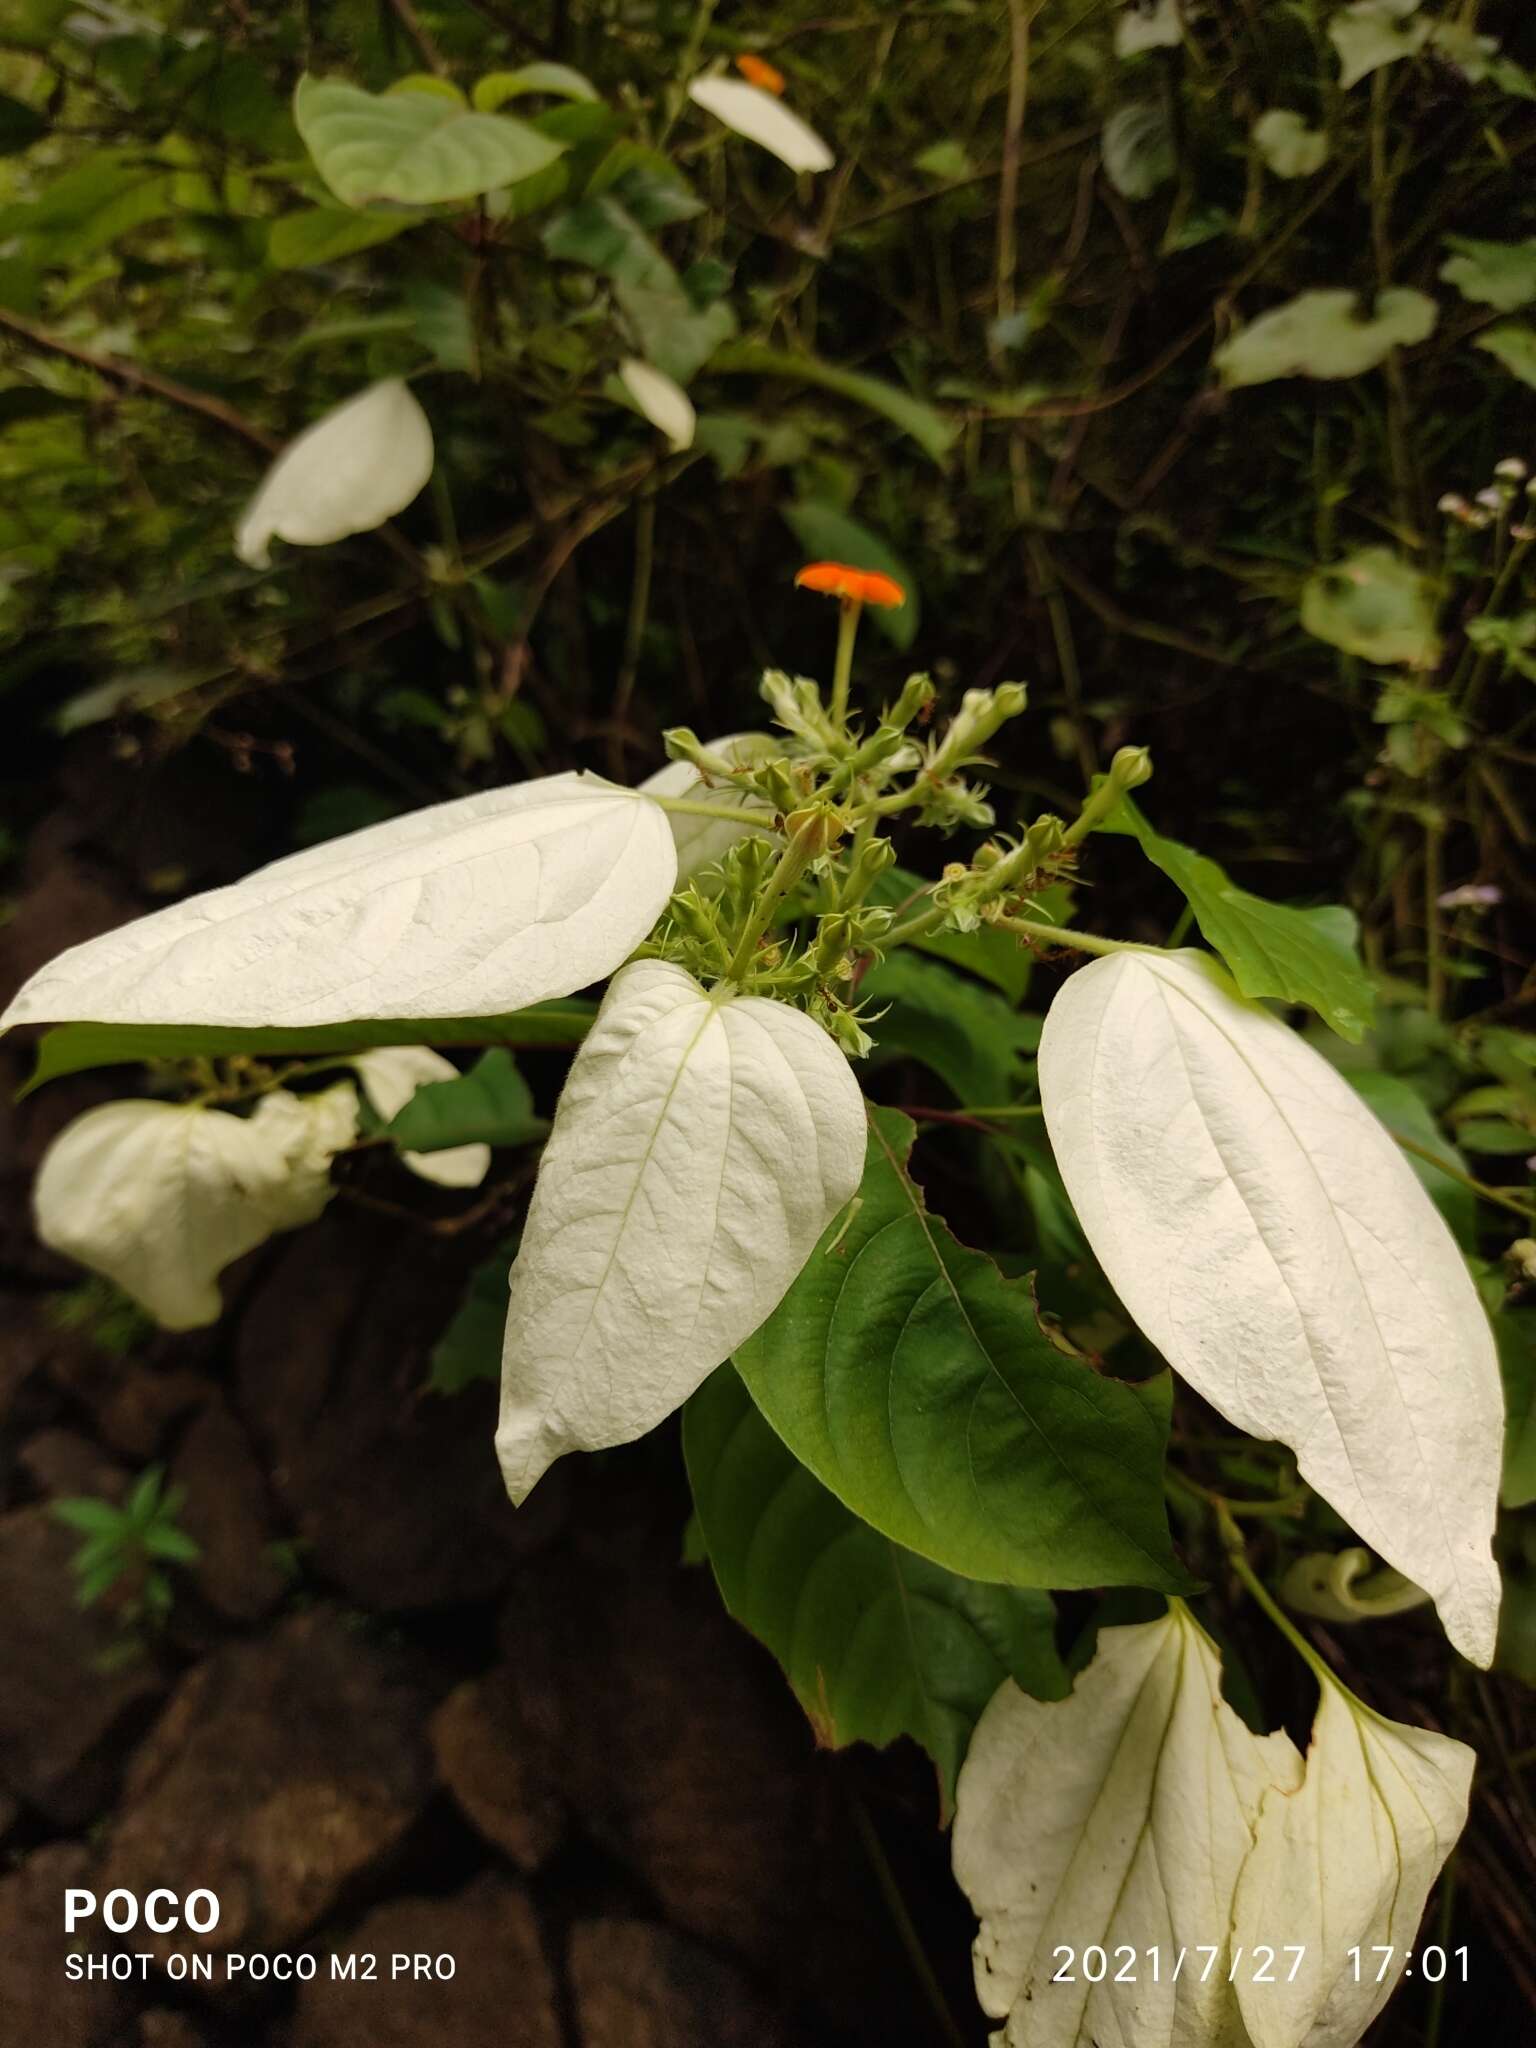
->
[496,959,864,1501]
[0,772,676,1033]
[33,1084,357,1330]
[952,1605,1302,2047]
[235,380,434,568]
[687,76,834,173]
[618,357,696,450]
[638,731,777,882]
[351,1044,491,1189]
[1233,1679,1473,2048]
[1038,949,1502,1666]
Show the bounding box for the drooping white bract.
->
[638,731,778,882]
[618,357,697,450]
[952,1605,1303,2047]
[687,75,834,173]
[496,958,864,1501]
[0,773,677,1033]
[1037,948,1502,1667]
[1233,1677,1473,2048]
[235,379,435,568]
[33,1083,358,1329]
[351,1045,491,1189]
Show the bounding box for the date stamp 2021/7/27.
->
[1047,1944,1471,1987]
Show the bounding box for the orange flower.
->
[735,53,787,95]
[795,561,906,608]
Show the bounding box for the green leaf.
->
[868,866,1037,1003]
[0,91,47,156]
[51,1497,127,1536]
[1102,102,1175,199]
[710,342,956,463]
[781,501,919,650]
[1215,288,1437,387]
[142,1524,201,1565]
[684,1362,1068,1809]
[268,205,424,267]
[1497,1311,1536,1510]
[293,74,566,208]
[734,1108,1192,1595]
[473,65,600,109]
[1301,547,1441,668]
[384,1047,547,1153]
[862,950,1040,1107]
[20,1002,596,1097]
[429,1245,516,1394]
[543,196,735,383]
[1100,795,1375,1041]
[1345,1070,1476,1244]
[1454,1118,1535,1155]
[1476,322,1536,388]
[1440,236,1536,313]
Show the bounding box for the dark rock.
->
[16,1427,128,1503]
[495,1490,821,1974]
[237,1211,563,1611]
[568,1918,791,2048]
[137,2016,208,2048]
[45,1346,214,1465]
[429,1675,564,1872]
[0,1506,164,1824]
[98,1606,439,1978]
[169,1401,286,1623]
[0,1843,134,2048]
[290,1875,560,2048]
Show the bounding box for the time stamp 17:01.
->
[1048,1945,1470,1985]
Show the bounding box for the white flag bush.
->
[235,378,435,568]
[687,75,834,173]
[496,958,864,1500]
[34,1083,357,1329]
[1037,948,1503,1668]
[954,1607,1473,2048]
[9,548,1512,2048]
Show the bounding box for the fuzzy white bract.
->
[235,378,435,568]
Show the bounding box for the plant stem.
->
[989,914,1150,959]
[848,1793,967,2048]
[830,598,861,727]
[609,493,657,778]
[1215,1503,1334,1686]
[724,820,821,981]
[651,795,781,829]
[1391,1133,1535,1219]
[1424,809,1445,1017]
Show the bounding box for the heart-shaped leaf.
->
[294,74,565,208]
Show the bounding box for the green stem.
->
[652,796,781,829]
[1061,769,1131,849]
[830,598,861,727]
[848,1793,967,2048]
[1392,1134,1534,1218]
[724,820,821,981]
[990,914,1151,959]
[1215,1503,1335,1686]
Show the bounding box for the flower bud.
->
[1108,744,1153,792]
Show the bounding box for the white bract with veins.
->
[1037,947,1503,1667]
[235,378,435,568]
[687,75,834,173]
[33,1083,357,1329]
[496,958,865,1501]
[0,772,676,1032]
[639,730,777,881]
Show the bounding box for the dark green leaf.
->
[710,342,956,463]
[734,1108,1192,1594]
[685,1362,1068,1809]
[862,950,1039,1107]
[1100,794,1374,1041]
[142,1524,201,1565]
[385,1047,547,1153]
[21,1002,596,1096]
[268,206,424,268]
[1498,1311,1536,1510]
[1346,1070,1477,1245]
[543,196,734,382]
[294,75,566,208]
[429,1246,516,1394]
[51,1497,126,1536]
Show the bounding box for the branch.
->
[0,305,277,455]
